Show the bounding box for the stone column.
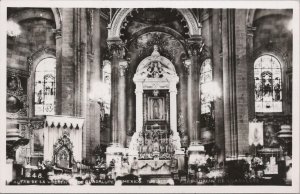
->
[135,82,144,133]
[54,29,62,115]
[118,60,128,147]
[59,8,75,116]
[186,36,202,144]
[222,9,240,160]
[247,25,256,121]
[212,9,225,164]
[107,38,125,146]
[186,36,206,166]
[235,9,250,157]
[169,81,178,134]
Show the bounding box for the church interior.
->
[6,8,293,185]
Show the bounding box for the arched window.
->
[34,58,56,115]
[200,59,213,114]
[254,55,282,112]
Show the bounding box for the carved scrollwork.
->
[53,135,73,154]
[107,39,126,59]
[186,37,204,57]
[118,60,128,77]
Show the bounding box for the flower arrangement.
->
[251,157,265,171]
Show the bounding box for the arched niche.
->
[108,8,200,39]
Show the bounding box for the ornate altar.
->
[43,115,84,172]
[126,45,185,176]
[53,134,73,169]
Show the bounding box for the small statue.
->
[151,45,161,57]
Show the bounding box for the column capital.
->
[186,36,204,57]
[107,38,126,59]
[169,81,178,93]
[135,82,144,94]
[247,25,256,37]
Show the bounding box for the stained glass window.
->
[34,58,56,115]
[254,55,282,112]
[200,59,213,114]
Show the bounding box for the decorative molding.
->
[28,47,56,72]
[253,45,291,68]
[53,135,73,155]
[45,115,85,129]
[51,8,62,30]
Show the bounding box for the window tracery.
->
[254,55,282,112]
[34,58,56,115]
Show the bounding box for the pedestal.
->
[6,159,15,185]
[188,141,206,165]
[175,149,185,171]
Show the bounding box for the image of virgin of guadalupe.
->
[153,99,160,119]
[152,98,163,120]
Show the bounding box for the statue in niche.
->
[153,138,160,152]
[147,139,153,153]
[159,139,166,153]
[148,97,164,121]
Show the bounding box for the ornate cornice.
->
[45,115,85,129]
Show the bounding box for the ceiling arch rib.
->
[108,8,201,40]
